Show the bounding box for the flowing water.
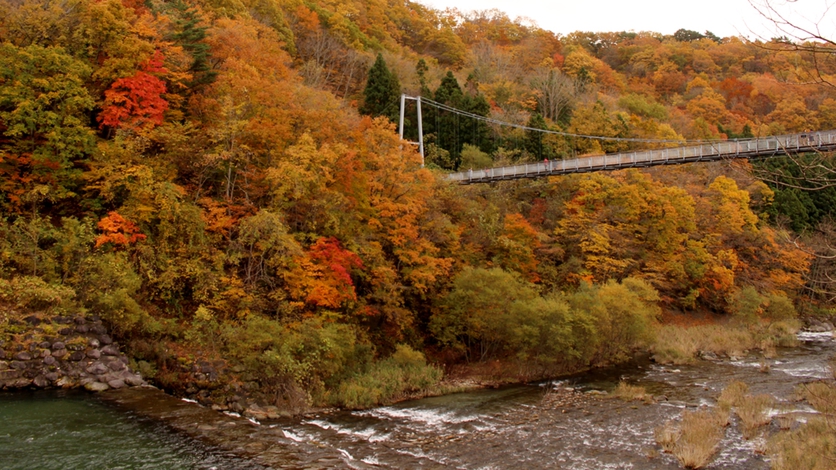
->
[1,331,833,469]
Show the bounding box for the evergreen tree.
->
[360,53,400,123]
[170,0,217,90]
[524,113,554,161]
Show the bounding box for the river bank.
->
[3,327,826,469]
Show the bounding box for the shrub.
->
[0,276,76,310]
[334,344,442,409]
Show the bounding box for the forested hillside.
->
[1,0,834,409]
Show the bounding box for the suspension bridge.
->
[397,94,836,185]
[448,130,836,184]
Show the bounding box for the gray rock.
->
[33,375,49,387]
[0,361,7,370]
[23,369,39,379]
[68,351,86,362]
[44,372,60,382]
[23,315,41,325]
[86,363,109,375]
[14,351,32,361]
[53,316,71,324]
[38,341,51,349]
[73,316,86,325]
[56,377,76,388]
[84,381,109,392]
[90,324,107,335]
[52,342,65,351]
[43,356,56,366]
[99,335,113,345]
[75,325,89,334]
[58,327,73,336]
[0,350,5,360]
[88,338,100,348]
[7,378,33,388]
[107,379,126,389]
[52,349,67,359]
[125,375,145,387]
[10,361,27,370]
[107,360,126,372]
[0,370,21,380]
[101,345,120,356]
[86,349,101,359]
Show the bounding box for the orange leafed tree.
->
[95,211,147,248]
[287,237,364,309]
[99,51,169,129]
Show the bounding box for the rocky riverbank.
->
[0,313,145,391]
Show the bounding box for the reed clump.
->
[655,408,726,469]
[611,381,653,403]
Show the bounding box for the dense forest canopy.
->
[1,0,834,408]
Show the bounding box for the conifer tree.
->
[360,53,400,123]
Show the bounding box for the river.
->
[1,330,833,469]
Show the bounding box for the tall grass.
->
[737,394,775,439]
[652,321,800,364]
[656,409,726,469]
[611,381,653,403]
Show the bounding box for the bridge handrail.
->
[448,130,836,183]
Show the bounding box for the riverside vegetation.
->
[1,0,835,423]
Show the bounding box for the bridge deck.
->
[448,130,836,184]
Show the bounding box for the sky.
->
[416,0,836,40]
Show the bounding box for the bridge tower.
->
[398,94,425,167]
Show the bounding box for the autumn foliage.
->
[0,0,831,408]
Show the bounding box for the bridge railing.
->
[448,130,836,183]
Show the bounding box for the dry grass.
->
[769,417,836,470]
[656,409,726,469]
[611,381,653,403]
[717,380,749,413]
[768,356,836,468]
[737,393,775,439]
[652,321,801,365]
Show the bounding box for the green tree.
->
[359,53,400,123]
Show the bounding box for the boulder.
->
[23,315,41,326]
[99,335,113,345]
[51,341,65,351]
[86,363,109,375]
[14,351,32,361]
[101,345,120,356]
[45,372,60,382]
[107,360,126,372]
[43,356,56,366]
[52,349,67,359]
[56,377,76,388]
[84,381,109,392]
[68,351,86,362]
[107,379,126,389]
[86,349,101,359]
[73,316,86,325]
[33,375,49,388]
[124,374,144,387]
[10,361,27,370]
[58,328,73,336]
[88,338,100,348]
[75,325,89,334]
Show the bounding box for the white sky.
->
[417,0,836,40]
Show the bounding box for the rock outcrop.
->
[0,314,145,391]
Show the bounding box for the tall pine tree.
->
[360,54,400,123]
